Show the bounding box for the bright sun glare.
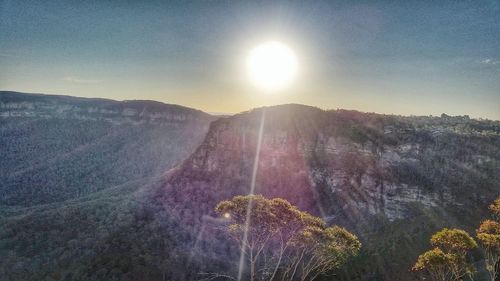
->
[247,41,298,92]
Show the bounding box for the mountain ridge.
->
[0,90,211,114]
[157,104,499,280]
[0,91,499,280]
[3,90,499,122]
[0,91,216,206]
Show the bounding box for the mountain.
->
[1,96,499,281]
[0,91,216,280]
[0,91,215,207]
[158,104,500,280]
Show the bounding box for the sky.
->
[1,0,499,119]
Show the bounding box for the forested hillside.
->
[157,105,499,280]
[0,92,215,280]
[0,95,498,280]
[0,91,215,206]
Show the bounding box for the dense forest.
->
[0,92,499,281]
[0,91,214,206]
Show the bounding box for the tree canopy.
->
[413,228,477,281]
[476,197,500,281]
[413,248,455,281]
[430,228,478,255]
[489,198,500,221]
[215,195,361,281]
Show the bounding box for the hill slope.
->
[159,104,500,280]
[0,91,215,206]
[0,100,499,280]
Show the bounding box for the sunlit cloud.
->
[62,76,103,84]
[479,59,500,65]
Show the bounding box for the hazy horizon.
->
[1,1,499,119]
[3,89,500,121]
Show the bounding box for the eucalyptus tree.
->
[413,228,477,281]
[215,195,360,281]
[476,198,500,281]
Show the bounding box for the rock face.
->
[163,104,498,221]
[0,91,216,206]
[0,91,209,125]
[1,96,498,281]
[161,104,499,280]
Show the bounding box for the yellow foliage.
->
[430,228,477,254]
[477,219,500,250]
[489,197,500,220]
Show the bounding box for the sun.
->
[247,41,298,92]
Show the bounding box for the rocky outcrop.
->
[163,105,498,223]
[1,96,498,281]
[0,91,211,126]
[0,91,216,206]
[157,104,499,280]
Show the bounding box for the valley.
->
[0,92,499,280]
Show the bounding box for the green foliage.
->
[489,198,500,221]
[0,92,213,206]
[1,95,499,281]
[476,197,500,281]
[413,248,454,281]
[477,220,500,250]
[413,248,450,270]
[430,228,478,255]
[216,195,324,240]
[413,228,477,281]
[215,195,360,281]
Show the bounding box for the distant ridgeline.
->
[0,91,215,206]
[0,92,499,281]
[0,91,211,124]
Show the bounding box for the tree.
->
[284,225,361,281]
[413,248,455,281]
[430,228,477,256]
[489,198,500,221]
[413,228,477,281]
[215,195,360,281]
[476,197,500,281]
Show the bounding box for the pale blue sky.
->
[1,0,499,119]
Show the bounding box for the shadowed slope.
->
[0,91,216,206]
[1,101,498,280]
[159,104,499,280]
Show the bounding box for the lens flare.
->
[237,110,266,281]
